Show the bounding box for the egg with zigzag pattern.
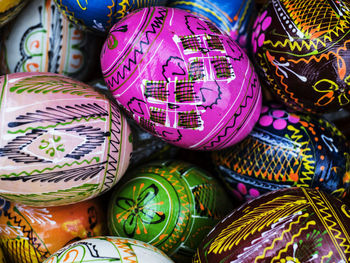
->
[101,7,262,150]
[0,72,132,206]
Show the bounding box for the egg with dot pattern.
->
[212,103,350,203]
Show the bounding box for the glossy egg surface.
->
[0,72,132,206]
[108,160,234,261]
[194,187,350,262]
[101,7,262,150]
[252,0,350,113]
[212,104,350,202]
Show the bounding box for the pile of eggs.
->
[1,0,350,262]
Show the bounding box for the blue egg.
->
[54,0,168,34]
[167,0,256,48]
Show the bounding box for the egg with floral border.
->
[212,103,350,203]
[107,160,235,261]
[101,6,262,150]
[251,0,350,113]
[0,72,132,206]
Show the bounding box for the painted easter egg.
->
[0,0,28,27]
[0,72,132,206]
[0,197,107,263]
[212,103,350,203]
[251,0,350,114]
[54,0,168,34]
[43,236,174,263]
[193,187,350,262]
[0,0,100,81]
[167,0,256,48]
[108,160,234,261]
[89,79,180,167]
[101,7,262,150]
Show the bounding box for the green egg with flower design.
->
[107,160,234,261]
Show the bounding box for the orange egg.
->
[0,196,107,263]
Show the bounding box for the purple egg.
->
[101,7,262,150]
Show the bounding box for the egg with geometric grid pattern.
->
[101,6,262,150]
[212,103,350,203]
[107,160,235,261]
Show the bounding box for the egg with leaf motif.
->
[193,187,350,262]
[0,72,132,206]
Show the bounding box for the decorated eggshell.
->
[168,0,256,48]
[0,72,132,206]
[107,160,234,261]
[0,0,28,27]
[101,7,262,150]
[54,0,168,34]
[89,79,180,166]
[212,103,350,203]
[0,197,107,263]
[43,236,174,263]
[0,0,100,81]
[251,0,350,114]
[193,187,350,262]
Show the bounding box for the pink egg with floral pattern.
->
[101,7,262,150]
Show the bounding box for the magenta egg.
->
[101,7,262,150]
